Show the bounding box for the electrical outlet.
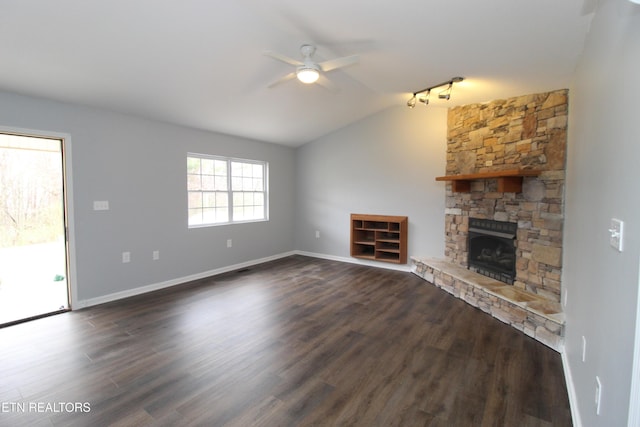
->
[595,376,602,415]
[315,230,320,238]
[153,250,160,260]
[93,200,109,211]
[122,251,131,263]
[227,239,232,248]
[582,336,587,362]
[609,218,624,252]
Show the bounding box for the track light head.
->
[420,90,431,105]
[438,83,453,100]
[407,95,417,108]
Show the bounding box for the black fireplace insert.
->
[468,218,517,284]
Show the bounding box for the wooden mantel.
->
[435,169,542,193]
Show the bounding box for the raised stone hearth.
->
[412,256,564,351]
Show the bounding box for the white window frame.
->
[187,153,269,228]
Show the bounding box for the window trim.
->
[187,152,269,228]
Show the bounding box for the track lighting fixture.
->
[408,77,463,108]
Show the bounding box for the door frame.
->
[0,125,78,311]
[628,257,640,426]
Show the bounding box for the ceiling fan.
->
[264,44,359,91]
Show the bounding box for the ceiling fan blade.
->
[263,50,303,67]
[319,55,359,72]
[315,75,339,93]
[267,72,297,88]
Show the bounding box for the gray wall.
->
[564,0,640,425]
[0,90,296,304]
[295,105,447,263]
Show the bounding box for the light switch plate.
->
[609,218,624,252]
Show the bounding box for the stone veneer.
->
[444,89,567,302]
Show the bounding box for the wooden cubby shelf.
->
[350,214,408,264]
[435,169,542,193]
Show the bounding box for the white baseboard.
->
[75,251,297,309]
[562,349,582,427]
[294,250,413,272]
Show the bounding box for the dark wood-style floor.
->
[0,255,572,426]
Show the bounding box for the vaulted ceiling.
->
[0,1,594,146]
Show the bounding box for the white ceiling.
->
[0,1,594,147]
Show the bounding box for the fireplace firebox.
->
[468,218,517,284]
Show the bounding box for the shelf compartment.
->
[353,229,375,243]
[363,221,390,230]
[376,241,400,252]
[352,244,375,258]
[375,251,402,261]
[376,231,400,241]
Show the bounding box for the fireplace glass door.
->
[468,218,517,284]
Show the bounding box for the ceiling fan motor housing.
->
[300,44,316,58]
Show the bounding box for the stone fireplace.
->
[412,89,568,350]
[444,89,567,303]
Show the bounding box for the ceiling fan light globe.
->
[296,68,320,84]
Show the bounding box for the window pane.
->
[188,208,203,226]
[216,207,229,222]
[202,208,217,224]
[232,192,241,205]
[243,178,252,190]
[231,176,242,191]
[214,160,227,175]
[188,192,202,209]
[187,175,201,191]
[216,192,228,207]
[253,178,263,191]
[215,176,227,191]
[201,159,214,175]
[233,206,245,221]
[202,175,215,190]
[202,192,218,208]
[187,157,201,174]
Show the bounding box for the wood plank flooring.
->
[0,255,572,426]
